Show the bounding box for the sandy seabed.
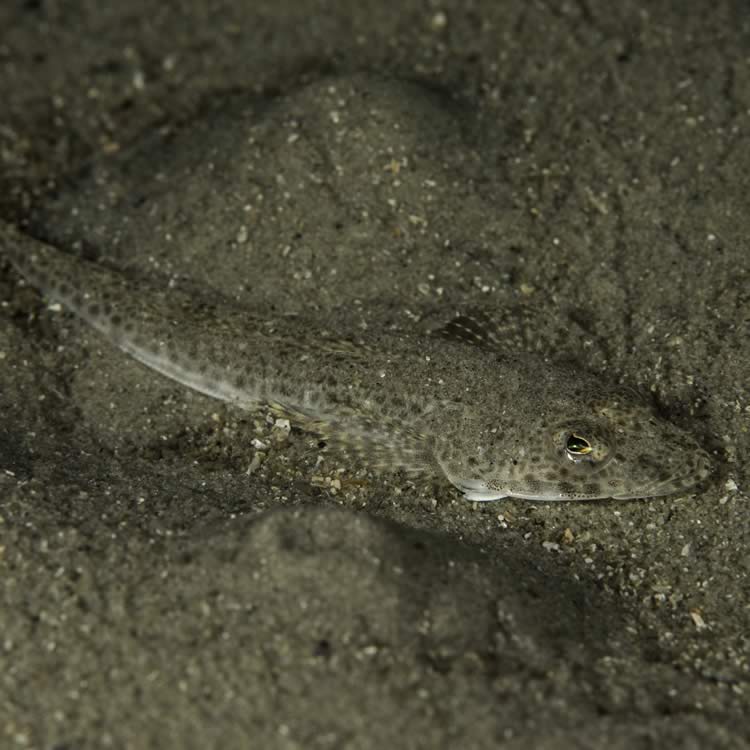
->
[0,2,748,748]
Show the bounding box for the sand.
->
[0,2,748,748]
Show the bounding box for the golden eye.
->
[566,434,593,456]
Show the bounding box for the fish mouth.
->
[449,450,714,502]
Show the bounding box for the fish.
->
[1,220,712,501]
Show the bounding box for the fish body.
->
[1,222,712,501]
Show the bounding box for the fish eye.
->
[566,433,593,457]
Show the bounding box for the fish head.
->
[435,379,713,502]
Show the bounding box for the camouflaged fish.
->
[1,221,712,501]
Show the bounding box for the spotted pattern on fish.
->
[1,221,713,501]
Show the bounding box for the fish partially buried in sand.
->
[1,221,712,502]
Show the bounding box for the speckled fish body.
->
[1,222,712,501]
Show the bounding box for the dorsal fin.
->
[434,310,506,349]
[433,308,535,354]
[432,305,614,370]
